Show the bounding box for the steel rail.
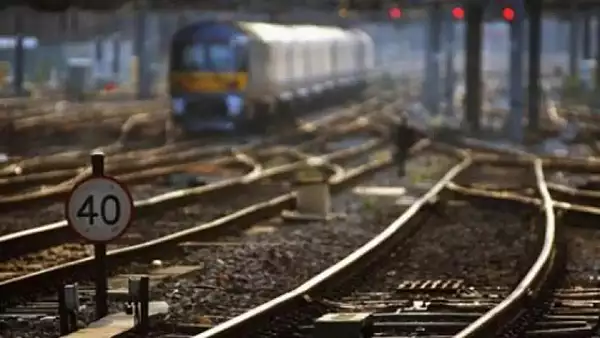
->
[437,134,600,173]
[547,182,600,198]
[0,113,169,177]
[447,182,600,218]
[0,135,393,277]
[0,99,164,123]
[0,96,386,189]
[454,159,557,337]
[12,101,166,129]
[189,148,471,338]
[0,141,418,297]
[0,153,255,209]
[0,95,377,177]
[0,139,209,176]
[0,153,258,260]
[0,113,391,256]
[471,154,600,173]
[0,104,386,215]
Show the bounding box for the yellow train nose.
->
[170,72,247,93]
[228,80,239,90]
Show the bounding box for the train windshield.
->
[172,42,247,72]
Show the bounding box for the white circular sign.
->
[66,176,133,243]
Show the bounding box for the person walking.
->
[392,117,420,177]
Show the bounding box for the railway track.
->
[1,100,170,157]
[0,89,398,180]
[0,76,407,159]
[0,94,408,291]
[0,95,385,179]
[13,87,600,337]
[0,96,400,244]
[6,139,600,338]
[0,127,384,260]
[168,151,539,338]
[0,94,381,160]
[136,144,598,338]
[0,135,451,337]
[117,146,456,327]
[0,123,369,211]
[444,164,600,337]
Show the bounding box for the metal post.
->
[595,14,599,62]
[158,16,173,67]
[64,284,80,331]
[584,13,592,60]
[111,15,121,77]
[91,151,108,319]
[444,12,456,116]
[13,8,24,97]
[68,305,78,331]
[465,2,483,133]
[528,0,542,132]
[95,39,103,63]
[569,4,580,79]
[523,18,529,57]
[135,0,151,99]
[506,7,525,143]
[139,276,150,333]
[555,18,565,54]
[596,9,600,91]
[58,285,70,335]
[59,12,72,83]
[95,38,103,83]
[113,35,121,76]
[424,3,442,115]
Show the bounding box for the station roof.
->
[0,0,595,43]
[4,0,595,12]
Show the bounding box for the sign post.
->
[65,151,133,320]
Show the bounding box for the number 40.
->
[77,195,121,226]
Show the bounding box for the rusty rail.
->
[453,159,557,337]
[189,148,471,338]
[0,139,416,298]
[0,133,391,267]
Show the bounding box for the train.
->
[168,19,383,133]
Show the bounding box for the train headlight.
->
[172,98,185,115]
[225,95,243,117]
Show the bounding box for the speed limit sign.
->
[66,176,133,243]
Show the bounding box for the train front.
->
[169,21,249,133]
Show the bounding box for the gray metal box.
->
[314,312,373,338]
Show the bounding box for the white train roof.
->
[238,21,357,43]
[350,29,374,44]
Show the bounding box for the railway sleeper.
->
[1,150,456,338]
[0,262,202,332]
[303,281,600,338]
[181,156,563,338]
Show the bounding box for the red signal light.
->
[451,6,464,20]
[388,7,402,19]
[502,7,515,21]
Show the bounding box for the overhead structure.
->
[2,0,599,138]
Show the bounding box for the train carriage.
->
[169,20,376,133]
